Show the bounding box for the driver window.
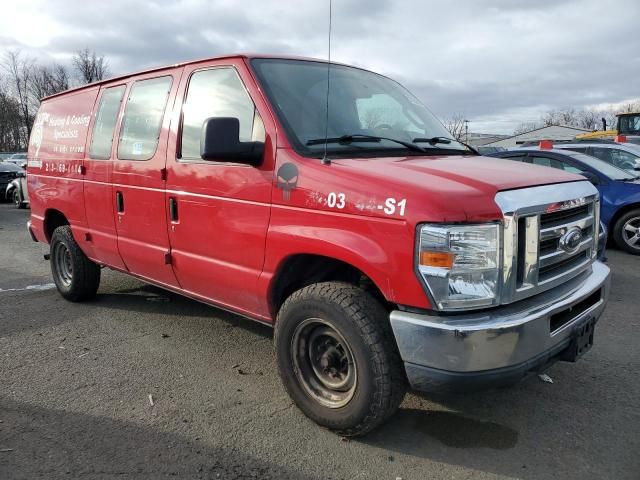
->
[181,67,265,160]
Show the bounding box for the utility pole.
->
[464,119,470,143]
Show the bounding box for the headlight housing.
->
[417,223,501,310]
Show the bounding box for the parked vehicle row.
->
[0,160,29,208]
[491,141,640,255]
[25,54,611,436]
[0,161,24,201]
[2,152,28,166]
[518,139,640,174]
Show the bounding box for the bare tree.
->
[542,108,579,127]
[361,108,385,130]
[442,114,466,141]
[2,50,35,146]
[0,87,24,151]
[576,110,600,130]
[72,48,109,84]
[30,63,70,101]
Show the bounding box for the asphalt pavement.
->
[0,203,638,479]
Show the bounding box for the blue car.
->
[489,146,640,255]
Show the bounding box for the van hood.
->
[280,151,588,224]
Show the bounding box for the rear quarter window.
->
[118,76,172,161]
[90,86,126,159]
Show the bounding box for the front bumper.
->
[390,261,610,393]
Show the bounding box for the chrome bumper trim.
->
[390,261,610,374]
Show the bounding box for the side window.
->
[502,155,529,162]
[589,147,614,164]
[532,155,583,174]
[609,149,639,169]
[89,86,125,159]
[117,76,172,161]
[530,156,554,168]
[181,68,264,160]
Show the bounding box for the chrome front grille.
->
[538,204,595,283]
[495,181,600,304]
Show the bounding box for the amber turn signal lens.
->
[420,251,455,268]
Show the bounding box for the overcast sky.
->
[1,0,638,134]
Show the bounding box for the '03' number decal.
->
[327,192,346,209]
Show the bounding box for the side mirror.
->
[200,117,263,166]
[581,171,600,185]
[21,162,27,170]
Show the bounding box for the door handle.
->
[169,197,178,222]
[116,191,124,213]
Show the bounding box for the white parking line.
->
[0,283,56,293]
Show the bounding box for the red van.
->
[27,55,610,436]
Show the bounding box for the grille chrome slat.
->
[539,237,593,268]
[539,216,594,241]
[538,253,591,285]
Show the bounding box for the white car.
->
[4,152,27,166]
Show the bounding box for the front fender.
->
[258,206,432,319]
[5,180,18,196]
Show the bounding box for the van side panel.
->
[27,87,100,247]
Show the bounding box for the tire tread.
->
[275,281,406,437]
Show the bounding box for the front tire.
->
[12,189,24,209]
[274,282,406,437]
[613,209,640,255]
[50,225,101,301]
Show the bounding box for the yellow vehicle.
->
[576,112,640,144]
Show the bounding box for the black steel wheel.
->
[292,318,357,408]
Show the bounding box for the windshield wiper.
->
[306,134,426,153]
[413,136,479,155]
[412,136,453,145]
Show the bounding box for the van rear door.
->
[111,69,183,287]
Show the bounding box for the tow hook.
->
[44,253,51,260]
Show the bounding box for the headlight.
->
[417,223,501,310]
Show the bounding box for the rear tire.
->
[613,209,640,255]
[274,281,406,437]
[50,225,101,301]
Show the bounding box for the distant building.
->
[466,132,510,147]
[484,125,590,148]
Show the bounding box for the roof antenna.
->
[321,0,333,165]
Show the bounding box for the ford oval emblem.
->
[559,228,583,254]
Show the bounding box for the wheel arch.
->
[43,209,70,242]
[608,202,640,231]
[268,253,393,319]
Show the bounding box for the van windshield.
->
[251,58,467,157]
